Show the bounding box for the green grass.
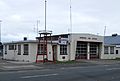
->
[109,58,120,60]
[115,58,120,60]
[56,60,77,64]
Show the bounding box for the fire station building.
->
[3,33,104,62]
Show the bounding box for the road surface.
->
[0,64,120,81]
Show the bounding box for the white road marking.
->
[21,73,58,79]
[106,68,120,71]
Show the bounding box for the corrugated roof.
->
[105,35,120,45]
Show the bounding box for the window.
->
[60,45,67,55]
[116,50,118,54]
[23,44,29,55]
[38,44,47,55]
[5,45,7,54]
[9,45,14,50]
[104,46,109,54]
[18,45,21,55]
[110,46,114,54]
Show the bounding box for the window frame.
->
[9,44,14,50]
[18,44,21,55]
[60,45,67,55]
[23,44,29,55]
[5,45,7,54]
[110,46,114,54]
[38,44,47,55]
[104,46,109,54]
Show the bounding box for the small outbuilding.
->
[102,34,120,59]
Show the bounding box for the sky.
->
[0,0,120,42]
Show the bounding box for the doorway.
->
[52,45,57,61]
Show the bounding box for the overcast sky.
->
[0,0,120,42]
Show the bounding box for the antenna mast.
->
[37,20,40,36]
[45,0,47,31]
[104,26,106,36]
[70,0,72,33]
[0,20,2,42]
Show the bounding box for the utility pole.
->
[45,0,47,31]
[70,0,72,33]
[0,20,2,43]
[0,20,2,55]
[104,26,106,36]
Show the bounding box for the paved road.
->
[0,64,120,81]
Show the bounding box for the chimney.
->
[112,34,118,37]
[24,37,27,41]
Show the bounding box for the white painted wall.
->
[69,34,104,60]
[47,44,53,61]
[57,45,69,61]
[3,33,105,62]
[102,46,120,59]
[3,43,37,62]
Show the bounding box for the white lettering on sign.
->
[58,38,68,45]
[80,37,97,40]
[59,40,67,45]
[116,45,120,48]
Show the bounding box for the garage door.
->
[76,41,87,59]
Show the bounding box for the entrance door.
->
[52,45,57,61]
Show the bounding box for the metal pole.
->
[69,0,72,61]
[70,0,72,33]
[45,0,47,31]
[0,20,2,42]
[37,20,40,36]
[104,26,106,36]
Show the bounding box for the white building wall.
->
[102,46,120,59]
[57,45,69,61]
[3,43,37,62]
[3,44,17,60]
[37,44,53,61]
[3,33,104,62]
[47,44,53,61]
[69,34,104,60]
[29,43,37,62]
[16,43,31,62]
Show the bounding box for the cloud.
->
[73,13,100,24]
[7,14,22,22]
[1,0,120,42]
[0,1,10,10]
